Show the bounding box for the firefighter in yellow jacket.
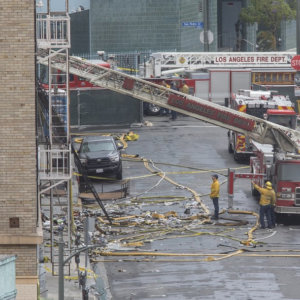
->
[210,174,220,220]
[252,181,276,229]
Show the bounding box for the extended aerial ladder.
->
[37,50,300,154]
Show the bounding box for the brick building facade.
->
[0,1,42,299]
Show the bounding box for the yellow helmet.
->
[265,181,272,189]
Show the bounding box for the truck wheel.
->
[233,151,240,162]
[116,166,123,180]
[228,142,234,153]
[144,103,161,116]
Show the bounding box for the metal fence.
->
[72,50,177,75]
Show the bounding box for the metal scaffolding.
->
[36,0,72,275]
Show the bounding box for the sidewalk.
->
[40,258,89,300]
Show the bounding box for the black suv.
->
[78,136,123,179]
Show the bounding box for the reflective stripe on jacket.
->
[210,180,220,198]
[253,183,276,206]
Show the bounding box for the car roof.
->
[82,136,115,143]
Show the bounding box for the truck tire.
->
[144,103,161,116]
[233,150,240,162]
[116,165,123,180]
[275,213,285,225]
[228,141,234,153]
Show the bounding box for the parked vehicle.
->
[250,141,300,215]
[143,102,162,116]
[227,89,296,161]
[78,136,123,180]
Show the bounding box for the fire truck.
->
[227,89,297,161]
[249,140,300,214]
[37,50,300,215]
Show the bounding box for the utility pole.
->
[297,0,300,54]
[295,0,300,106]
[58,227,64,300]
[203,0,209,52]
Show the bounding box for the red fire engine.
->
[249,141,300,214]
[227,89,297,161]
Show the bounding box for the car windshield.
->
[82,140,115,153]
[268,115,296,129]
[278,163,300,182]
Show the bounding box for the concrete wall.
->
[0,1,42,299]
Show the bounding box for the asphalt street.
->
[91,114,300,300]
[42,114,300,300]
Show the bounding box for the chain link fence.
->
[71,50,176,76]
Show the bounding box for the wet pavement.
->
[91,115,300,300]
[43,114,300,299]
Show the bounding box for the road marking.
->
[172,125,219,128]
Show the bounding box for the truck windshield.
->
[82,140,115,153]
[245,107,267,118]
[268,115,297,129]
[278,163,300,181]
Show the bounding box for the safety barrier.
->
[38,145,72,180]
[36,13,70,48]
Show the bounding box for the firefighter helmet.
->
[265,181,272,189]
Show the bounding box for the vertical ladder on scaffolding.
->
[48,54,69,145]
[47,48,71,278]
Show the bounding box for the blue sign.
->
[182,22,203,29]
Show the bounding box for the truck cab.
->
[266,109,297,129]
[228,90,296,161]
[251,144,300,215]
[273,159,300,214]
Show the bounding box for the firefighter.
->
[210,174,220,220]
[252,181,275,229]
[180,80,189,94]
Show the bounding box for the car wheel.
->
[144,103,161,116]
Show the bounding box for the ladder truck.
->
[142,51,295,77]
[37,50,300,215]
[228,89,297,161]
